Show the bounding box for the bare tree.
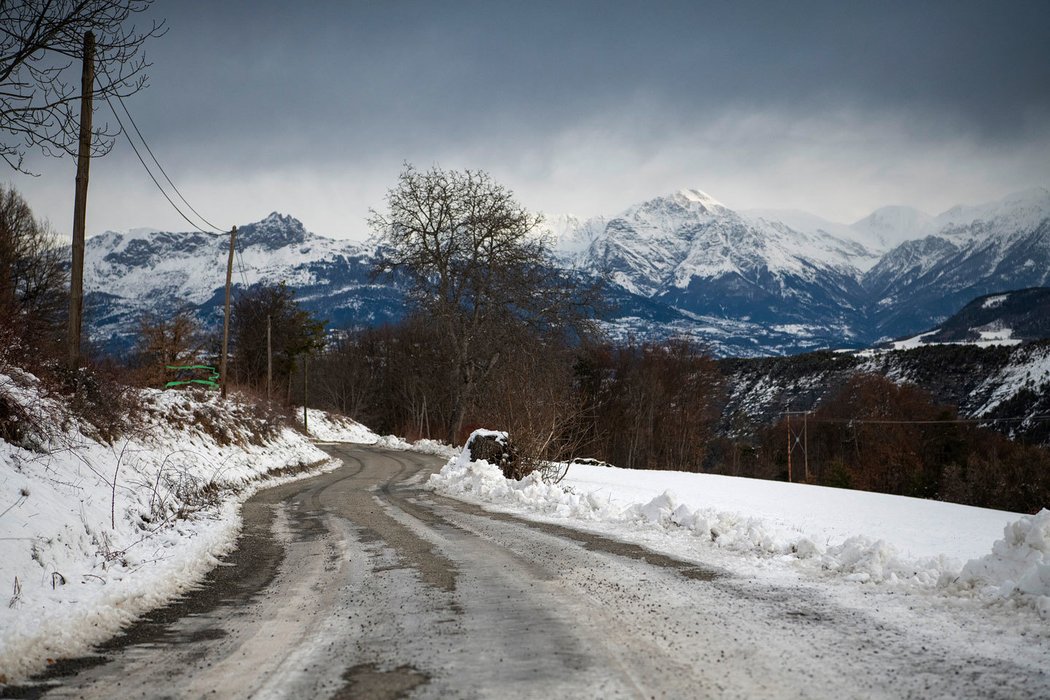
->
[369,164,596,443]
[0,184,67,349]
[0,0,165,171]
[132,307,204,386]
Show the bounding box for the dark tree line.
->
[706,374,1050,513]
[574,339,722,471]
[309,322,724,474]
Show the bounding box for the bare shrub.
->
[467,431,521,480]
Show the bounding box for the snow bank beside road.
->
[427,440,1050,617]
[295,408,456,458]
[0,372,372,683]
[299,407,379,443]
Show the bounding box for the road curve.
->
[7,445,1049,699]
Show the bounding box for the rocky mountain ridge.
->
[82,188,1050,358]
[550,186,1050,353]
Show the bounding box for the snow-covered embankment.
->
[428,433,1050,618]
[0,369,373,683]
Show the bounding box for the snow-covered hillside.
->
[0,367,384,683]
[715,338,1050,447]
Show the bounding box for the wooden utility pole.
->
[302,354,309,435]
[785,410,811,483]
[266,314,272,401]
[67,31,95,370]
[220,226,237,398]
[803,411,810,483]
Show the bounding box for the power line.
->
[97,72,225,236]
[103,92,218,237]
[108,88,225,234]
[782,411,1050,426]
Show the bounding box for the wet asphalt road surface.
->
[6,444,1049,699]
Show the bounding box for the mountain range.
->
[81,187,1050,358]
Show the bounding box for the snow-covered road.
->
[12,445,1049,698]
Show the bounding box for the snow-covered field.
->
[429,433,1050,621]
[0,370,383,683]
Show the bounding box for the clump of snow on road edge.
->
[957,509,1050,618]
[292,407,455,458]
[427,437,1050,618]
[372,434,458,458]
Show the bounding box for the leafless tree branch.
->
[0,0,165,173]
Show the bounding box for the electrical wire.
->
[235,239,250,289]
[97,71,226,236]
[782,412,1050,425]
[103,92,220,237]
[108,88,226,234]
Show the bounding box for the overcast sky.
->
[9,0,1050,241]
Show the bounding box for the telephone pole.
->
[220,226,237,398]
[67,31,95,370]
[785,410,810,484]
[803,411,810,483]
[302,354,309,435]
[266,314,272,401]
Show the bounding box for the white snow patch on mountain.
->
[983,294,1009,309]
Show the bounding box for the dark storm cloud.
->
[14,1,1050,238]
[139,0,1049,162]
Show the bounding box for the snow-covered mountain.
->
[82,187,1050,358]
[556,187,1050,350]
[83,212,403,352]
[554,189,878,354]
[851,205,935,251]
[863,188,1050,338]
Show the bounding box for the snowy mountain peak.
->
[935,188,1050,232]
[260,211,301,227]
[851,205,934,250]
[239,212,308,249]
[671,188,725,209]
